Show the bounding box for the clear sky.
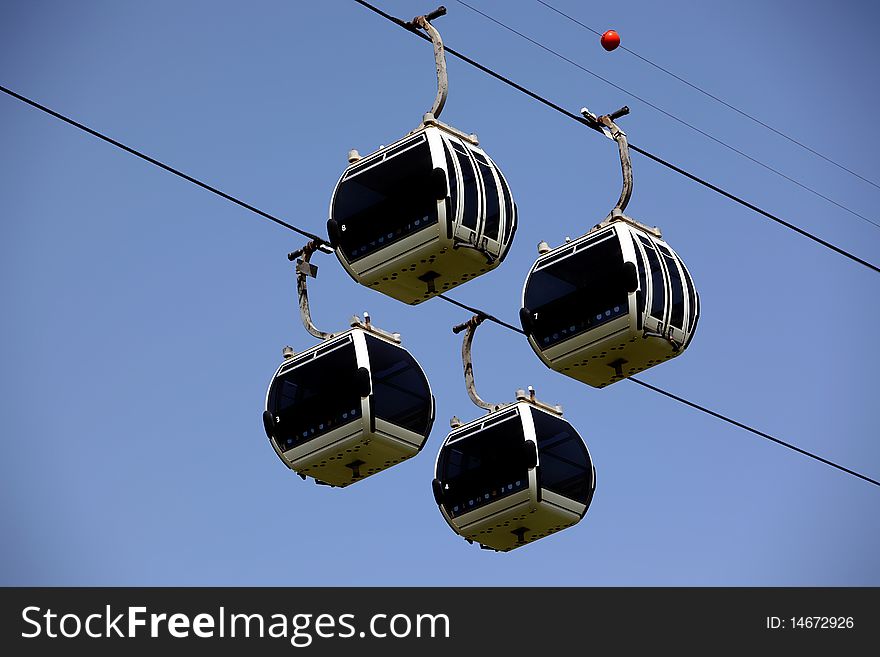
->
[2,0,878,586]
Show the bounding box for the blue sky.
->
[2,0,878,585]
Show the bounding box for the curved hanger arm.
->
[412,7,448,120]
[453,314,504,412]
[288,240,338,341]
[597,110,632,215]
[580,105,632,217]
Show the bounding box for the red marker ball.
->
[601,30,620,51]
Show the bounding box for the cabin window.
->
[499,170,515,248]
[364,334,432,435]
[452,144,479,230]
[333,136,438,262]
[630,233,648,315]
[532,411,591,504]
[439,414,528,518]
[443,141,458,226]
[525,235,629,348]
[663,253,685,330]
[269,340,361,451]
[682,262,697,329]
[640,237,666,321]
[476,159,501,241]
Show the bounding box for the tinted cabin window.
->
[333,138,438,263]
[663,253,685,329]
[443,142,458,226]
[532,411,591,504]
[452,144,478,230]
[682,262,697,329]
[499,171,515,247]
[268,340,361,451]
[438,413,528,518]
[639,236,666,321]
[631,233,648,315]
[524,235,629,348]
[475,155,500,241]
[365,334,432,435]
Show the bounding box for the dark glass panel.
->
[682,261,697,329]
[663,253,685,329]
[443,142,458,226]
[268,340,362,452]
[454,148,478,230]
[574,227,615,253]
[532,411,591,504]
[499,170,515,247]
[641,240,666,321]
[364,334,433,436]
[332,138,439,263]
[438,414,528,518]
[477,160,501,240]
[472,151,489,165]
[524,236,629,348]
[631,234,648,314]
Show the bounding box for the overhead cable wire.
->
[627,377,880,488]
[433,294,880,489]
[533,0,880,193]
[2,81,875,489]
[437,293,524,333]
[352,0,880,275]
[453,0,879,231]
[0,84,327,245]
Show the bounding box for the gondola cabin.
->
[263,328,435,487]
[432,400,595,552]
[520,220,699,388]
[327,121,517,305]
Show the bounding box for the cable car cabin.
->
[432,402,595,552]
[327,123,517,305]
[520,221,699,388]
[262,328,435,487]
